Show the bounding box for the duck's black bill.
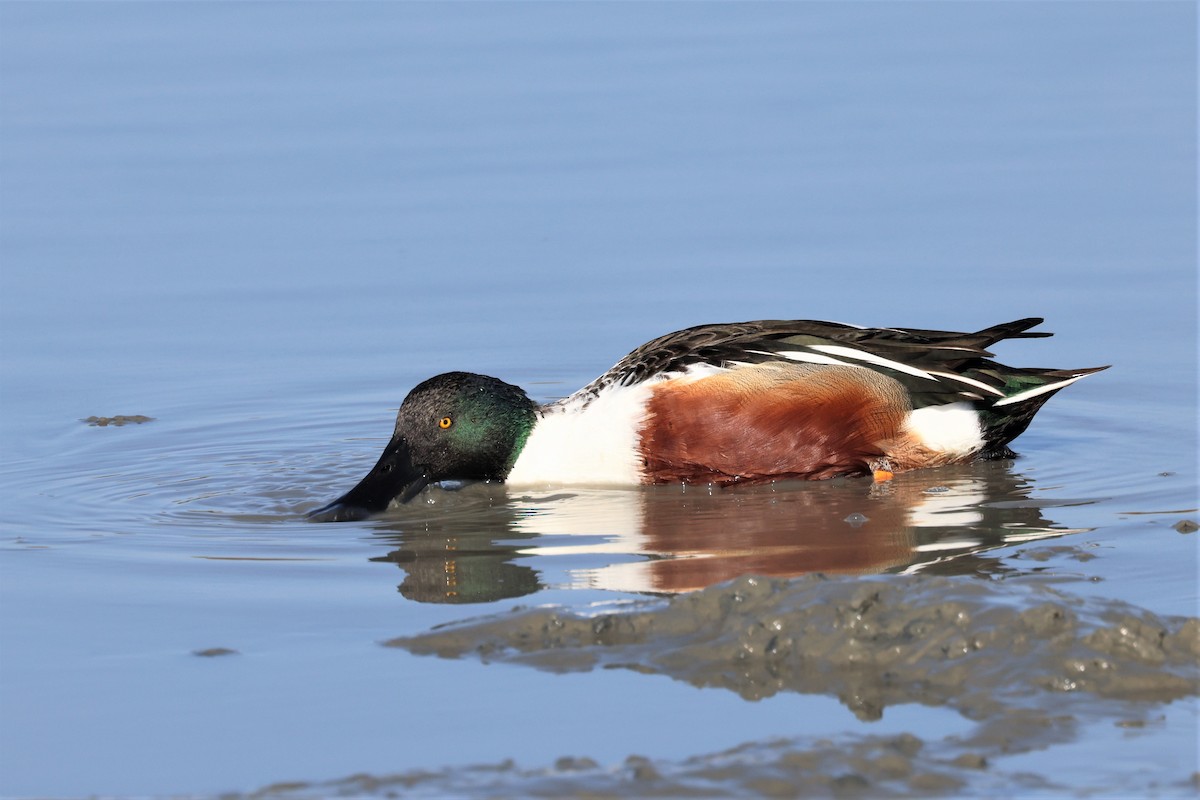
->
[307,437,430,523]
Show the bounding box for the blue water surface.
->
[1,3,1195,796]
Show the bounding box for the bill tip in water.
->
[306,501,376,523]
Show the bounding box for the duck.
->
[308,318,1106,522]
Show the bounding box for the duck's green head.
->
[309,372,537,522]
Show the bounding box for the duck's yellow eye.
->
[438,416,453,429]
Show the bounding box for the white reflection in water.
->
[497,465,1091,596]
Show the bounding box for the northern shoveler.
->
[309,318,1106,522]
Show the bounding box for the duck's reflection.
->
[366,462,1089,603]
[367,492,541,604]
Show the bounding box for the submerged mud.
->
[242,575,1198,798]
[388,574,1198,716]
[240,728,1198,798]
[82,414,155,426]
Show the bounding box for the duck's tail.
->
[977,363,1110,458]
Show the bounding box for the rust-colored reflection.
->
[368,462,1087,603]
[514,462,1085,595]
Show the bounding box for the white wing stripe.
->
[992,374,1088,407]
[926,370,1006,396]
[770,350,857,367]
[809,344,937,381]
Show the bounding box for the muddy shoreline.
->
[237,573,1197,798]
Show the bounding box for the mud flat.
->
[239,573,1197,798]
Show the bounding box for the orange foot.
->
[869,459,895,482]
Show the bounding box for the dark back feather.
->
[581,318,1052,400]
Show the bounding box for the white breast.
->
[903,401,985,455]
[506,382,655,487]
